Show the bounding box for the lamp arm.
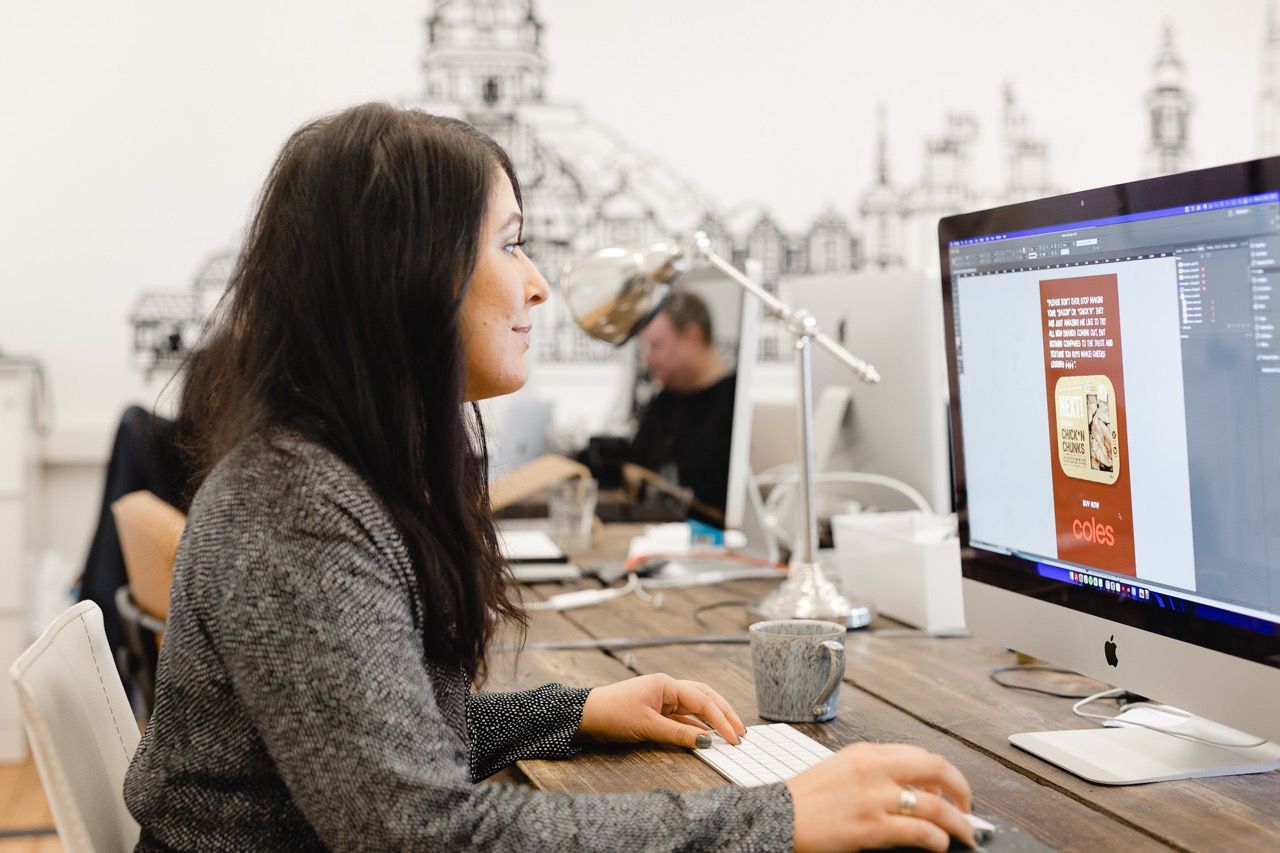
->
[811,329,881,385]
[685,235,875,622]
[694,241,881,385]
[697,247,792,322]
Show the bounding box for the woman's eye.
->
[505,239,527,255]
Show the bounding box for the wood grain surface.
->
[491,559,1280,852]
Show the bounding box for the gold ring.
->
[898,786,918,816]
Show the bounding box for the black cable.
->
[989,665,1103,699]
[494,634,751,653]
[691,599,751,630]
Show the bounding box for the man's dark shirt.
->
[626,373,736,525]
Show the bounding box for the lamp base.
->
[747,561,872,629]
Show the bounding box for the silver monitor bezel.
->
[939,156,1280,743]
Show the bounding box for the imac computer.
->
[940,156,1280,784]
[786,270,953,516]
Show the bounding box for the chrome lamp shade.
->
[559,243,686,345]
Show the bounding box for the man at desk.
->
[627,291,736,525]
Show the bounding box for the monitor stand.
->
[1011,706,1280,785]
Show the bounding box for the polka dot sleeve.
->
[466,684,592,781]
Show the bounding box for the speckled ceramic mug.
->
[749,620,847,722]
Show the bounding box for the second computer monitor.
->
[781,270,952,516]
[940,156,1280,781]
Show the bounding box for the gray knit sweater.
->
[123,431,793,851]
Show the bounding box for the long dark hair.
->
[181,103,524,679]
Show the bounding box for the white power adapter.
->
[543,588,616,610]
[528,575,656,611]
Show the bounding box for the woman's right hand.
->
[784,742,975,852]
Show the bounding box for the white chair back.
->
[9,601,141,853]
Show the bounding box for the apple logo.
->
[1104,635,1119,667]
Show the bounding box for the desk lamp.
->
[561,233,880,627]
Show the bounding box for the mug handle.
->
[809,639,846,717]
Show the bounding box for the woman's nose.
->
[526,261,550,305]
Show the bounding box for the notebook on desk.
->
[496,527,582,583]
[497,528,567,563]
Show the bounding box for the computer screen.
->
[940,157,1280,770]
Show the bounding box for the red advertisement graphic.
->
[1039,274,1136,575]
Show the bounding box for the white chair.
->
[9,601,141,853]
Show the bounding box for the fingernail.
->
[695,734,712,749]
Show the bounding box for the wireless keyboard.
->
[693,723,834,786]
[696,724,1001,845]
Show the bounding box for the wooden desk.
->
[486,530,1280,852]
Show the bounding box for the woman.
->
[124,103,976,852]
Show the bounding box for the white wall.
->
[1,0,1270,565]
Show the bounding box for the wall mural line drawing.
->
[132,0,1265,377]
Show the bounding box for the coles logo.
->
[1072,516,1115,546]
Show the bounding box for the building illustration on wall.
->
[410,0,869,363]
[129,248,235,377]
[131,2,1211,374]
[1259,0,1280,157]
[1145,23,1193,177]
[872,88,1058,276]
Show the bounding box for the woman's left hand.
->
[578,672,746,748]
